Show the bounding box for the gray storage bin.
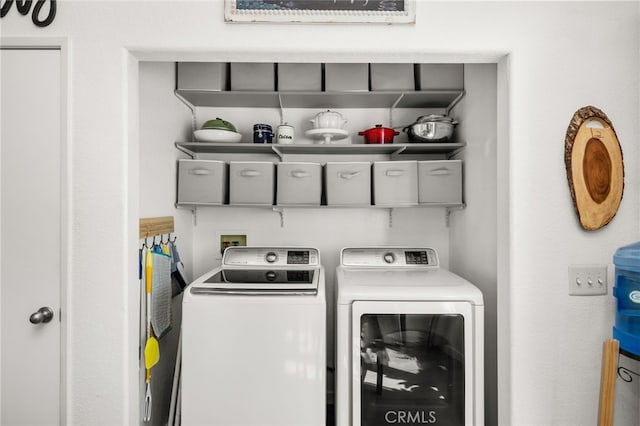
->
[415,64,464,90]
[373,160,418,206]
[230,63,276,91]
[277,162,322,206]
[370,63,415,91]
[325,63,369,92]
[229,161,275,206]
[418,160,462,204]
[177,62,228,91]
[278,63,322,91]
[325,162,371,206]
[177,159,228,205]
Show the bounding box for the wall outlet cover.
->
[220,234,247,255]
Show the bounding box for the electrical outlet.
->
[220,234,247,255]
[568,264,607,296]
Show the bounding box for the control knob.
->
[265,271,277,281]
[383,252,395,264]
[265,252,278,263]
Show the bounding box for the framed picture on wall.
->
[224,0,416,24]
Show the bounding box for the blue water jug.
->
[613,241,640,356]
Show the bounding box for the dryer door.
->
[351,301,478,426]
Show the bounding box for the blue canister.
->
[253,124,273,144]
[613,241,640,356]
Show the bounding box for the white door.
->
[1,47,63,425]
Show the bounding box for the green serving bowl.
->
[202,117,237,133]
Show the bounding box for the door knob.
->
[29,307,54,324]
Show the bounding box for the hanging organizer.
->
[139,216,176,423]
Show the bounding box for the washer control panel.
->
[224,247,320,267]
[341,247,438,267]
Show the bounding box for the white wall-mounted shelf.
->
[175,141,466,159]
[174,204,466,228]
[175,89,465,110]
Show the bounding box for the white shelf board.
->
[175,89,465,109]
[175,142,466,157]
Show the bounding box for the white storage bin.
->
[177,62,228,91]
[418,160,462,204]
[177,159,228,205]
[278,63,322,91]
[325,162,371,206]
[370,63,415,91]
[325,63,369,92]
[229,161,275,206]
[373,161,418,206]
[277,162,322,206]
[230,63,276,91]
[415,64,464,90]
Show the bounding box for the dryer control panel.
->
[341,247,438,267]
[223,247,320,267]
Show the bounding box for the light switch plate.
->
[569,264,607,296]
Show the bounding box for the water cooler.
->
[613,242,640,357]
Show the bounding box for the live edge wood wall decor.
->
[565,106,624,231]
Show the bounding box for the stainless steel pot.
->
[403,114,458,142]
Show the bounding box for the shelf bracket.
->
[175,142,195,159]
[445,203,467,227]
[174,89,197,135]
[446,90,466,116]
[191,206,198,226]
[389,93,405,129]
[390,146,408,159]
[271,146,285,160]
[273,207,285,228]
[448,145,466,160]
[388,208,393,228]
[278,93,285,125]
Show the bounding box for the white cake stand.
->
[305,128,350,145]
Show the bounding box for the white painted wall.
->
[2,1,639,425]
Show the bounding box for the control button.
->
[383,252,395,264]
[265,271,277,281]
[265,252,278,263]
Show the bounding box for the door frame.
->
[0,37,69,425]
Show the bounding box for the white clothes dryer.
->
[182,247,326,426]
[335,247,484,426]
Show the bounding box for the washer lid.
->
[191,268,319,294]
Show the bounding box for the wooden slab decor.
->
[565,106,624,230]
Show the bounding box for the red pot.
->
[358,125,399,144]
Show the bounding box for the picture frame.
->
[224,0,415,24]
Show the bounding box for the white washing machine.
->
[335,247,484,426]
[182,247,326,426]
